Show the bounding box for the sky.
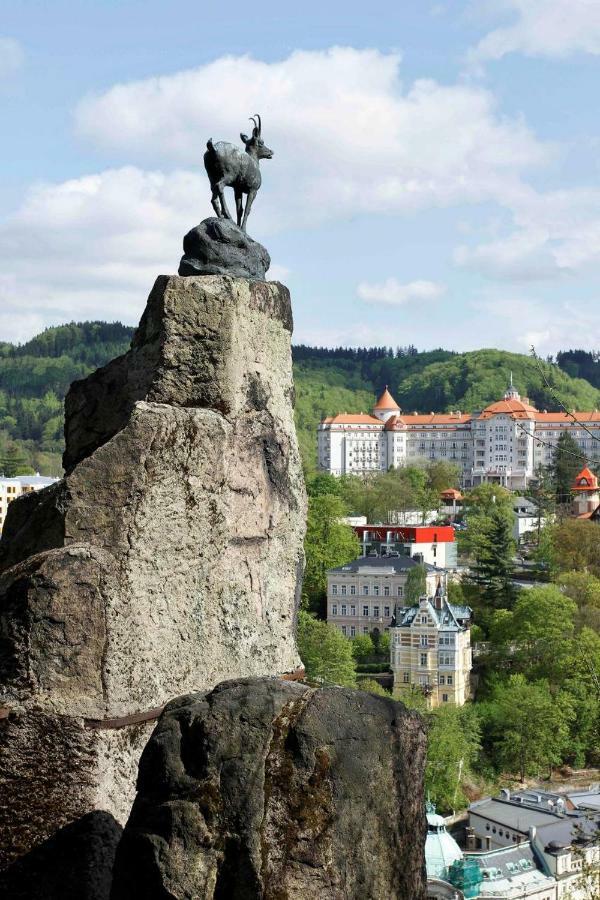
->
[2,0,600,356]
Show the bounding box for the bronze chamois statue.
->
[204,114,273,233]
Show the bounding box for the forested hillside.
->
[0,324,598,476]
[0,323,134,475]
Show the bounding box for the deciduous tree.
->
[297,611,357,687]
[302,494,360,614]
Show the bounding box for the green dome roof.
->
[425,807,463,881]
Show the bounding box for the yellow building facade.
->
[391,594,472,708]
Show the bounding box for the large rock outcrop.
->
[111,677,428,900]
[0,275,306,897]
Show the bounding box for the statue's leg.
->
[216,181,232,220]
[211,187,222,217]
[241,190,256,232]
[235,190,243,227]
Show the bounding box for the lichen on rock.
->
[111,677,428,900]
[0,274,306,895]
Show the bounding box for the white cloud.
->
[0,37,24,80]
[357,278,446,306]
[74,48,548,231]
[455,186,600,280]
[0,167,203,340]
[469,0,600,63]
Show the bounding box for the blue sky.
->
[2,0,600,355]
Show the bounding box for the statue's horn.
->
[249,116,258,132]
[254,113,261,134]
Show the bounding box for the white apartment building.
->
[390,591,472,708]
[326,555,442,637]
[317,379,600,490]
[0,475,58,531]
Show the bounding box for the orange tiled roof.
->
[534,411,600,422]
[386,413,471,428]
[441,488,463,500]
[479,398,538,420]
[572,467,599,491]
[322,414,382,426]
[373,386,400,410]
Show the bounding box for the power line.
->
[513,419,591,463]
[529,346,600,447]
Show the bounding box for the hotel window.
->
[332,605,337,616]
[447,675,453,685]
[341,625,347,636]
[397,586,403,597]
[403,672,410,683]
[373,606,380,617]
[350,626,356,637]
[331,584,338,595]
[420,653,428,666]
[373,585,379,596]
[420,615,428,624]
[439,675,445,685]
[384,606,390,617]
[350,605,356,616]
[341,585,346,595]
[350,585,356,595]
[363,626,369,635]
[442,694,449,703]
[341,605,347,616]
[362,605,369,617]
[420,635,428,646]
[384,585,390,596]
[363,585,369,595]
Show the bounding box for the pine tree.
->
[551,430,586,505]
[469,508,516,609]
[0,444,32,477]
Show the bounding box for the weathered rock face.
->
[111,677,428,900]
[179,217,271,280]
[0,275,306,895]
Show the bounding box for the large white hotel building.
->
[318,380,600,490]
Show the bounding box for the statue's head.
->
[240,114,274,160]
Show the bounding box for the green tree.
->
[425,704,481,813]
[508,585,576,683]
[377,631,391,657]
[552,430,586,505]
[297,611,357,687]
[551,519,600,577]
[306,472,343,498]
[350,634,374,661]
[0,444,33,476]
[462,483,514,518]
[488,675,574,781]
[405,563,427,605]
[526,466,556,545]
[302,494,360,614]
[468,508,516,610]
[358,678,389,697]
[425,460,461,494]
